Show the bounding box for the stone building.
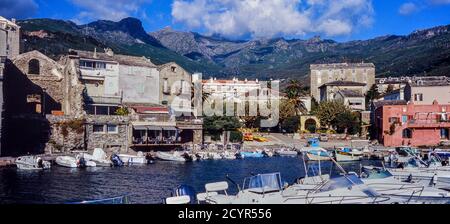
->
[0,16,20,59]
[2,50,65,155]
[310,63,375,101]
[334,89,366,111]
[318,81,366,103]
[376,76,449,94]
[158,62,191,106]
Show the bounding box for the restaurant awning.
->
[133,125,162,131]
[162,127,178,131]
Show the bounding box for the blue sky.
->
[1,0,450,41]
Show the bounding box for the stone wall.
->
[59,56,85,117]
[85,115,130,153]
[158,62,191,105]
[46,115,85,153]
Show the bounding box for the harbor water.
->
[0,157,382,204]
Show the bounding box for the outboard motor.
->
[262,151,269,157]
[235,152,243,159]
[111,154,124,167]
[173,185,197,204]
[182,153,193,162]
[146,154,155,164]
[77,157,87,168]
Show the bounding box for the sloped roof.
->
[71,49,156,68]
[337,90,364,98]
[372,100,407,109]
[319,81,366,88]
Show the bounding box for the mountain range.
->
[18,17,450,81]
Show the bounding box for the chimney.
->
[11,18,16,24]
[105,48,114,57]
[93,48,97,58]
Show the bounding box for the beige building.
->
[310,63,375,101]
[404,81,450,105]
[158,62,191,106]
[318,81,366,102]
[0,16,20,58]
[334,90,366,111]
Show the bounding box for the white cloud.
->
[171,0,375,38]
[69,0,151,23]
[399,2,419,15]
[0,0,38,19]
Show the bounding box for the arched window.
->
[28,59,40,75]
[402,128,412,139]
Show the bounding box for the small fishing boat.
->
[156,151,187,162]
[15,156,51,170]
[301,147,331,161]
[335,147,363,162]
[240,151,264,158]
[221,151,236,160]
[117,151,147,165]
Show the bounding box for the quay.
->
[0,157,15,167]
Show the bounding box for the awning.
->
[133,125,162,131]
[162,127,178,131]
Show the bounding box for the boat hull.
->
[335,152,362,162]
[155,152,186,162]
[305,152,331,161]
[117,154,147,164]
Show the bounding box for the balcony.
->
[408,119,450,128]
[84,94,122,105]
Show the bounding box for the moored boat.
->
[55,156,84,168]
[155,151,187,162]
[335,147,363,162]
[15,156,51,170]
[240,151,264,158]
[117,151,147,165]
[301,147,331,161]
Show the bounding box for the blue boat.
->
[240,151,264,158]
[307,138,320,147]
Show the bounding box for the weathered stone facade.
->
[158,62,191,106]
[85,115,130,152]
[310,63,375,101]
[46,115,85,153]
[0,16,20,59]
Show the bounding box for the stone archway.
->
[304,119,317,133]
[300,116,321,133]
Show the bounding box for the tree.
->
[285,79,307,116]
[280,116,300,133]
[203,116,242,139]
[365,84,380,110]
[335,111,361,135]
[315,100,350,130]
[385,84,395,95]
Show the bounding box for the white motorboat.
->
[117,151,147,165]
[221,151,236,160]
[15,156,51,170]
[55,156,80,168]
[275,148,298,157]
[200,172,394,204]
[156,151,187,162]
[208,152,222,160]
[335,147,363,162]
[361,166,450,204]
[79,148,112,167]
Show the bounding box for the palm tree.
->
[285,79,307,116]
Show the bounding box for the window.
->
[389,117,399,123]
[95,106,109,115]
[414,93,423,101]
[402,115,408,123]
[28,59,40,75]
[80,60,106,69]
[93,125,105,133]
[163,78,169,94]
[402,129,412,139]
[171,66,177,72]
[107,125,118,133]
[441,128,449,140]
[96,62,106,69]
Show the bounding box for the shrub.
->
[230,131,243,143]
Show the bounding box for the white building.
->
[0,16,20,58]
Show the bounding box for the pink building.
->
[374,100,450,147]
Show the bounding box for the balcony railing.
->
[408,119,450,128]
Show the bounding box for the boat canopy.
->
[362,167,393,179]
[317,174,364,193]
[245,173,282,194]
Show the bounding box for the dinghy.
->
[79,148,112,167]
[55,156,84,168]
[240,151,264,158]
[15,156,51,170]
[301,147,331,161]
[117,151,147,165]
[156,151,187,162]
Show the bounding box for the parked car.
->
[319,134,329,142]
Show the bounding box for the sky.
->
[1,0,450,41]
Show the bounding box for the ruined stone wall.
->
[59,56,85,117]
[46,115,85,153]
